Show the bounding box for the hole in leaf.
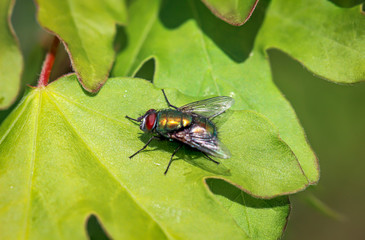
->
[86,214,111,240]
[134,58,155,82]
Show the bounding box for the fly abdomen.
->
[156,109,192,134]
[191,116,217,138]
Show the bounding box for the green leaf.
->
[201,0,259,26]
[0,0,23,109]
[112,0,319,183]
[207,179,290,240]
[0,75,299,239]
[35,0,127,92]
[259,0,365,83]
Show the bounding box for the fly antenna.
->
[125,115,140,122]
[162,89,178,109]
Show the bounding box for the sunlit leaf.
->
[208,179,290,240]
[0,0,23,109]
[201,0,259,25]
[0,75,301,239]
[35,0,127,92]
[259,0,365,83]
[112,0,319,184]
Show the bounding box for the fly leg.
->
[202,152,220,165]
[162,89,178,109]
[164,144,183,175]
[129,136,161,158]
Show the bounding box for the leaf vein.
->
[46,92,175,240]
[46,90,125,127]
[239,191,252,237]
[24,90,42,239]
[0,93,33,146]
[188,0,221,95]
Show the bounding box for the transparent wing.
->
[172,126,231,159]
[188,135,231,159]
[178,96,234,118]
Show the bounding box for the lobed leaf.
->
[201,0,259,26]
[208,179,290,240]
[259,0,365,83]
[35,0,127,92]
[0,75,301,239]
[112,0,319,184]
[0,0,23,109]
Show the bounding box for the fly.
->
[126,90,234,174]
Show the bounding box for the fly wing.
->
[189,135,231,159]
[178,96,234,119]
[172,126,231,159]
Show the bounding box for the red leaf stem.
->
[37,37,60,87]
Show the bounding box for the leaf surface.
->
[0,0,23,109]
[113,0,319,183]
[35,0,127,92]
[259,0,365,83]
[201,0,259,25]
[207,179,290,240]
[0,75,302,239]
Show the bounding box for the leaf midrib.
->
[24,90,42,239]
[47,89,126,127]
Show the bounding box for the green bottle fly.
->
[126,90,234,174]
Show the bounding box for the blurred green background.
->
[270,48,365,240]
[4,0,365,239]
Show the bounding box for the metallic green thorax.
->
[155,109,216,137]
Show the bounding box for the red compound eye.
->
[146,112,157,131]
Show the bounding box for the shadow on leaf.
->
[135,133,231,176]
[206,178,289,209]
[159,0,269,63]
[329,0,364,8]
